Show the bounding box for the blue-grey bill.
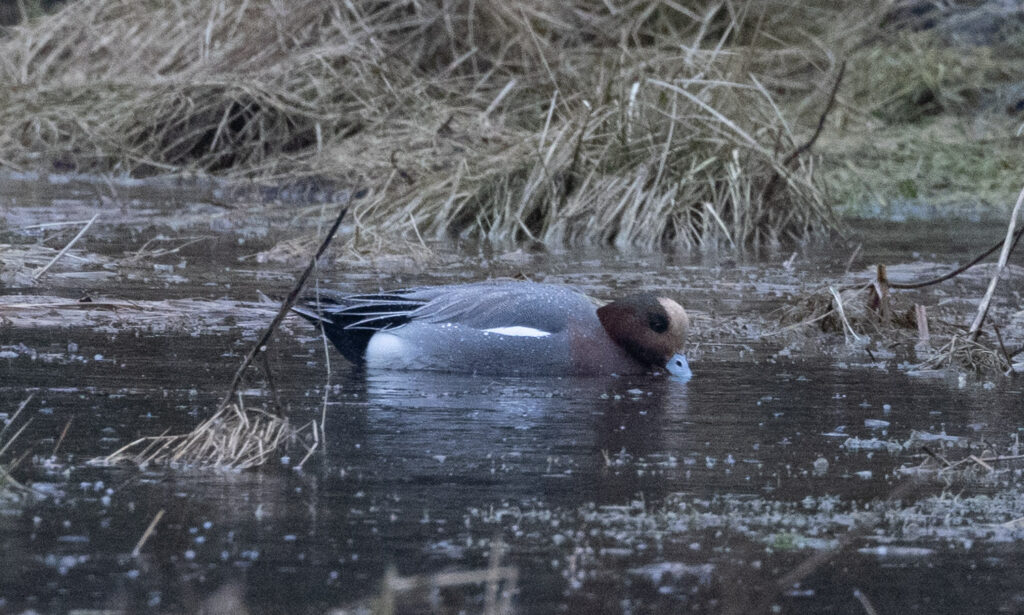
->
[665,353,691,382]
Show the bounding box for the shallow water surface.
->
[4,341,1024,614]
[3,175,1024,614]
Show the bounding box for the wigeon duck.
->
[293,281,691,379]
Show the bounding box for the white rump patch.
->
[482,326,552,338]
[365,332,411,366]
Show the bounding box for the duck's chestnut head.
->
[596,293,689,370]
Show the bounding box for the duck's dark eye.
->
[647,312,669,333]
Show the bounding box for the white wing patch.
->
[483,326,552,338]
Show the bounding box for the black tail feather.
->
[292,292,426,364]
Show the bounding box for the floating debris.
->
[0,242,110,286]
[842,437,903,454]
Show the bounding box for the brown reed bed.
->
[0,0,887,251]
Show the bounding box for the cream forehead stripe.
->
[657,297,688,329]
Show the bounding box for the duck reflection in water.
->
[320,367,692,506]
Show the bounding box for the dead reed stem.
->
[219,205,346,412]
[742,478,921,614]
[375,539,517,615]
[132,509,165,557]
[32,214,97,280]
[759,60,846,207]
[0,395,35,497]
[853,588,880,615]
[0,394,34,444]
[967,184,1024,340]
[50,416,72,458]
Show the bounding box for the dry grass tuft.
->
[98,206,347,471]
[99,399,316,471]
[1,395,35,498]
[780,277,919,343]
[918,332,1011,376]
[0,0,875,250]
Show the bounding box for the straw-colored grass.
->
[919,333,1010,375]
[820,25,1024,214]
[99,206,346,471]
[844,31,1024,124]
[0,0,875,251]
[99,399,316,471]
[1,395,35,499]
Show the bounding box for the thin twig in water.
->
[760,61,846,206]
[827,286,863,343]
[0,394,34,442]
[748,479,920,614]
[0,419,32,460]
[853,588,880,615]
[51,416,73,458]
[220,206,347,412]
[889,225,1024,290]
[22,220,96,230]
[313,206,332,440]
[921,445,951,468]
[844,243,861,273]
[992,323,1014,373]
[126,236,212,262]
[33,214,98,280]
[295,421,320,469]
[132,509,165,557]
[969,455,994,472]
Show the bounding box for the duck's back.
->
[301,281,621,375]
[363,282,596,375]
